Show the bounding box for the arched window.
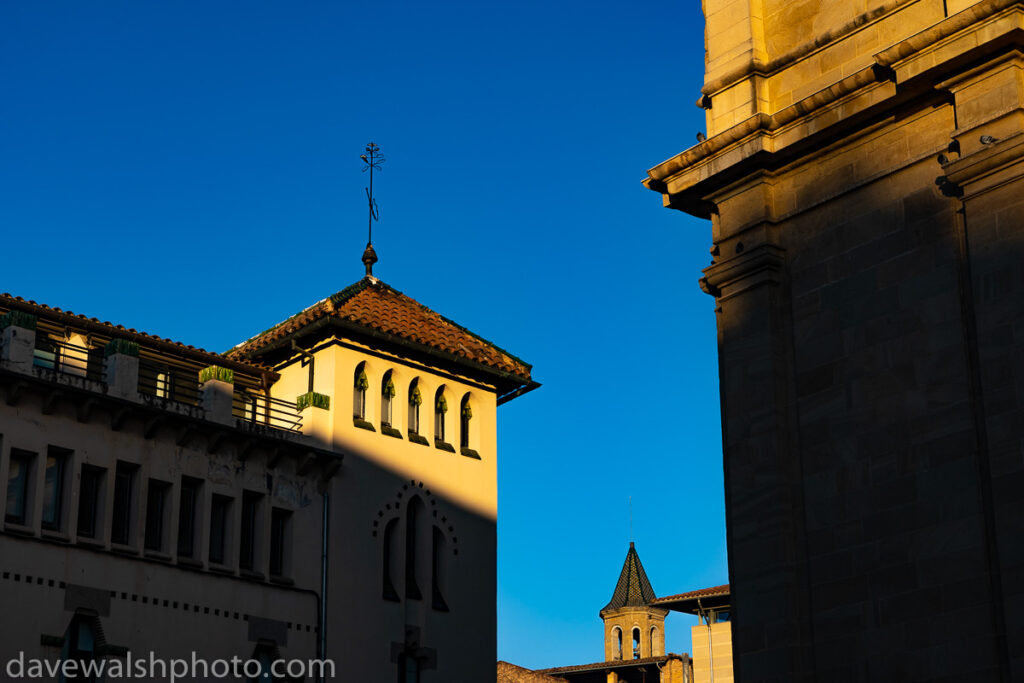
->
[353,362,368,420]
[432,526,449,611]
[459,394,472,449]
[632,627,641,659]
[405,498,425,600]
[248,643,281,682]
[651,626,659,656]
[613,626,623,660]
[382,518,400,601]
[381,370,395,428]
[60,614,100,683]
[408,379,421,436]
[434,388,447,443]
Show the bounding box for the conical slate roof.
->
[601,542,657,613]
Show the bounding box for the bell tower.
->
[600,543,668,661]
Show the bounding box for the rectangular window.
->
[33,336,57,370]
[144,479,170,551]
[209,494,231,565]
[41,447,70,531]
[77,465,106,539]
[176,477,201,558]
[5,449,34,525]
[269,507,291,577]
[111,463,136,545]
[240,491,261,572]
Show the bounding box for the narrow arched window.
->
[353,362,368,420]
[382,518,399,601]
[614,627,623,660]
[60,614,99,683]
[381,370,395,428]
[651,626,659,656]
[434,388,447,443]
[432,526,449,611]
[405,499,424,600]
[408,380,421,436]
[459,394,472,449]
[632,627,641,659]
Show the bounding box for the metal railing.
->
[33,337,104,382]
[233,391,303,433]
[138,360,201,406]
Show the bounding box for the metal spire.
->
[360,141,385,277]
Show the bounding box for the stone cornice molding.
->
[944,131,1024,197]
[647,1,1024,217]
[701,242,786,301]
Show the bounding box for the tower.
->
[600,543,668,661]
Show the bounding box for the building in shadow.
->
[645,1,1024,680]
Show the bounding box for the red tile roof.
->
[537,654,687,675]
[0,293,273,376]
[650,584,730,605]
[227,278,532,381]
[497,661,568,682]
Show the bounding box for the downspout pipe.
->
[319,491,330,683]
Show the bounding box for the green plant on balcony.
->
[103,338,140,358]
[0,311,37,331]
[297,391,330,411]
[199,365,234,385]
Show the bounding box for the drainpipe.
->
[319,491,329,683]
[697,599,713,683]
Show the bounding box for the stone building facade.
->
[645,0,1024,680]
[0,266,534,680]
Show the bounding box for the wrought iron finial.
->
[361,141,385,276]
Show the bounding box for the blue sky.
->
[1,0,720,668]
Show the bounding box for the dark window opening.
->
[397,653,420,683]
[381,371,395,428]
[33,336,57,370]
[144,479,170,551]
[434,389,447,443]
[269,507,291,576]
[405,502,422,600]
[5,449,33,525]
[432,526,449,611]
[240,491,261,571]
[382,518,400,601]
[176,477,201,558]
[77,465,105,539]
[209,495,231,565]
[61,615,98,683]
[111,463,136,545]
[459,395,471,449]
[632,627,641,659]
[42,447,70,531]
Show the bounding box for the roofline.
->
[245,315,535,395]
[538,654,688,674]
[0,295,279,380]
[650,584,731,614]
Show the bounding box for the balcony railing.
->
[233,391,303,433]
[138,360,201,406]
[33,337,104,382]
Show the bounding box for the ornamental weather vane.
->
[360,142,385,277]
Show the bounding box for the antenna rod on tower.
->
[360,142,385,277]
[629,496,634,544]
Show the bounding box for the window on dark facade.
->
[432,526,449,611]
[405,499,423,600]
[60,614,99,683]
[382,518,400,601]
[111,462,136,545]
[77,465,105,539]
[176,477,201,558]
[144,479,170,551]
[240,491,262,572]
[42,447,70,531]
[209,494,232,565]
[5,449,34,525]
[269,507,291,577]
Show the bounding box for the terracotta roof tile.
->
[650,584,730,605]
[0,293,273,375]
[497,661,567,682]
[537,654,685,675]
[227,278,532,380]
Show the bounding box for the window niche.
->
[433,388,454,452]
[381,371,402,439]
[41,447,71,534]
[143,479,171,554]
[353,362,375,432]
[5,448,35,527]
[407,380,428,446]
[76,465,107,542]
[458,394,479,459]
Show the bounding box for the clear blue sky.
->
[1,0,721,668]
